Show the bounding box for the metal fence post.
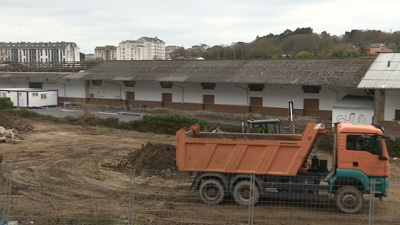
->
[128,169,136,225]
[248,174,255,225]
[369,178,380,225]
[3,164,12,224]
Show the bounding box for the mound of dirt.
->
[0,109,32,131]
[109,142,178,171]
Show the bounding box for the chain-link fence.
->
[1,165,398,225]
[0,164,12,225]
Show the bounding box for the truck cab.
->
[332,123,391,200]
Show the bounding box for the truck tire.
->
[199,179,225,205]
[335,186,364,213]
[233,180,260,206]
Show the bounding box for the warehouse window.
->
[124,81,136,87]
[303,86,320,93]
[29,82,43,89]
[202,83,215,90]
[248,84,264,92]
[161,82,173,88]
[92,80,102,86]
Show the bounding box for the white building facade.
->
[0,42,80,63]
[117,37,166,60]
[117,40,146,60]
[137,37,166,60]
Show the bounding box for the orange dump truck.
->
[176,122,393,213]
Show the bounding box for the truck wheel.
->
[199,179,225,205]
[335,186,363,213]
[233,180,260,206]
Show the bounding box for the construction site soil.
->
[1,111,400,224]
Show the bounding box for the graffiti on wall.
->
[336,113,366,124]
[94,91,106,97]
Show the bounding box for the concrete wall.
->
[384,90,400,121]
[1,79,369,116]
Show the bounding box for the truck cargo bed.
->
[176,122,326,176]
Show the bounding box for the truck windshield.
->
[346,135,379,155]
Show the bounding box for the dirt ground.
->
[1,114,400,224]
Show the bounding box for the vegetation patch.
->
[0,97,13,110]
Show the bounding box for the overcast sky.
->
[1,0,398,53]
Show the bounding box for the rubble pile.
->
[0,126,23,144]
[0,109,32,145]
[106,142,178,171]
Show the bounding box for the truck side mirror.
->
[379,156,388,160]
[376,137,387,161]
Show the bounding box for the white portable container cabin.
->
[0,88,58,108]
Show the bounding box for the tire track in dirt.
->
[2,121,178,223]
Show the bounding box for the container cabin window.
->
[161,82,173,88]
[248,84,264,92]
[32,92,38,97]
[303,86,320,93]
[124,81,136,87]
[202,83,215,90]
[395,110,400,121]
[92,80,102,86]
[346,135,378,155]
[29,82,43,89]
[41,93,47,99]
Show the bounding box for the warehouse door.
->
[304,99,319,116]
[203,95,215,110]
[162,93,173,108]
[250,97,263,113]
[126,92,135,105]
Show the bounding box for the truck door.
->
[345,135,386,177]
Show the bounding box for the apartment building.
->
[116,40,146,60]
[137,37,166,60]
[117,37,166,60]
[0,41,80,63]
[94,45,117,61]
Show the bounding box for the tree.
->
[172,47,188,56]
[189,51,198,57]
[295,51,312,58]
[250,39,274,59]
[279,29,293,39]
[281,34,319,56]
[293,27,313,35]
